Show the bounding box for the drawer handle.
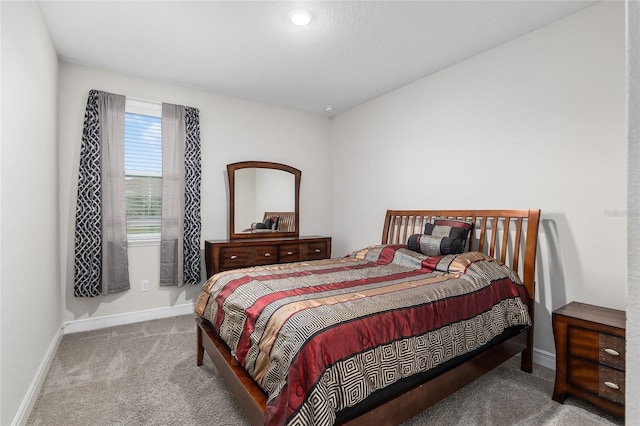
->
[314,249,321,253]
[604,348,620,356]
[286,251,294,255]
[264,253,271,257]
[604,381,620,390]
[230,255,238,260]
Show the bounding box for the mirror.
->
[228,161,301,240]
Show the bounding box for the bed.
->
[195,209,541,425]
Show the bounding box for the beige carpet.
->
[27,315,624,426]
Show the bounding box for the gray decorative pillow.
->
[264,216,279,230]
[407,234,463,256]
[424,219,472,243]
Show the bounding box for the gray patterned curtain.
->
[74,90,130,297]
[160,103,201,286]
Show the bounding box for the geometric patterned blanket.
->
[195,245,531,426]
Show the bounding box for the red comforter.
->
[195,245,531,425]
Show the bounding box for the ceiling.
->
[38,0,598,116]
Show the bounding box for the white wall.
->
[1,2,61,424]
[330,1,626,356]
[58,63,332,323]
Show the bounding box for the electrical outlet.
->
[140,280,149,291]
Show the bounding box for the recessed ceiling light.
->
[289,10,313,26]
[324,106,334,114]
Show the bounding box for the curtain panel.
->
[74,90,130,297]
[160,104,201,287]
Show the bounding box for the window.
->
[124,99,162,238]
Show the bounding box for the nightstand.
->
[552,301,625,417]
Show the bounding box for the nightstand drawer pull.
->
[230,255,238,260]
[604,348,620,356]
[604,381,620,390]
[315,249,321,253]
[264,253,271,257]
[286,251,293,255]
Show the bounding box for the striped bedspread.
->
[195,245,531,426]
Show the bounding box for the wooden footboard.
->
[197,209,541,425]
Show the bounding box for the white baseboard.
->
[12,327,63,426]
[533,347,556,371]
[62,302,195,334]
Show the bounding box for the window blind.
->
[124,106,162,235]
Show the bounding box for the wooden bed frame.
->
[196,209,541,425]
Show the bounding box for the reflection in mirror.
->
[228,161,301,240]
[234,168,295,234]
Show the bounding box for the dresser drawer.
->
[279,244,302,262]
[305,241,329,260]
[251,245,278,265]
[568,327,625,370]
[220,245,279,268]
[219,247,250,269]
[568,357,625,404]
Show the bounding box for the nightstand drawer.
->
[568,357,625,404]
[599,334,625,370]
[568,327,625,370]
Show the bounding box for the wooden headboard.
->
[382,209,541,301]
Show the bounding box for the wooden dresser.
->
[552,301,625,417]
[205,236,331,278]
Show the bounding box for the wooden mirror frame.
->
[228,161,301,240]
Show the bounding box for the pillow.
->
[264,216,280,230]
[424,219,472,243]
[407,234,463,256]
[434,218,473,231]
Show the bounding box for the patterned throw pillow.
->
[424,219,472,243]
[264,216,280,230]
[407,234,464,256]
[433,218,473,231]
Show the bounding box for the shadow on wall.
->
[533,214,583,352]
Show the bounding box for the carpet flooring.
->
[27,315,624,425]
